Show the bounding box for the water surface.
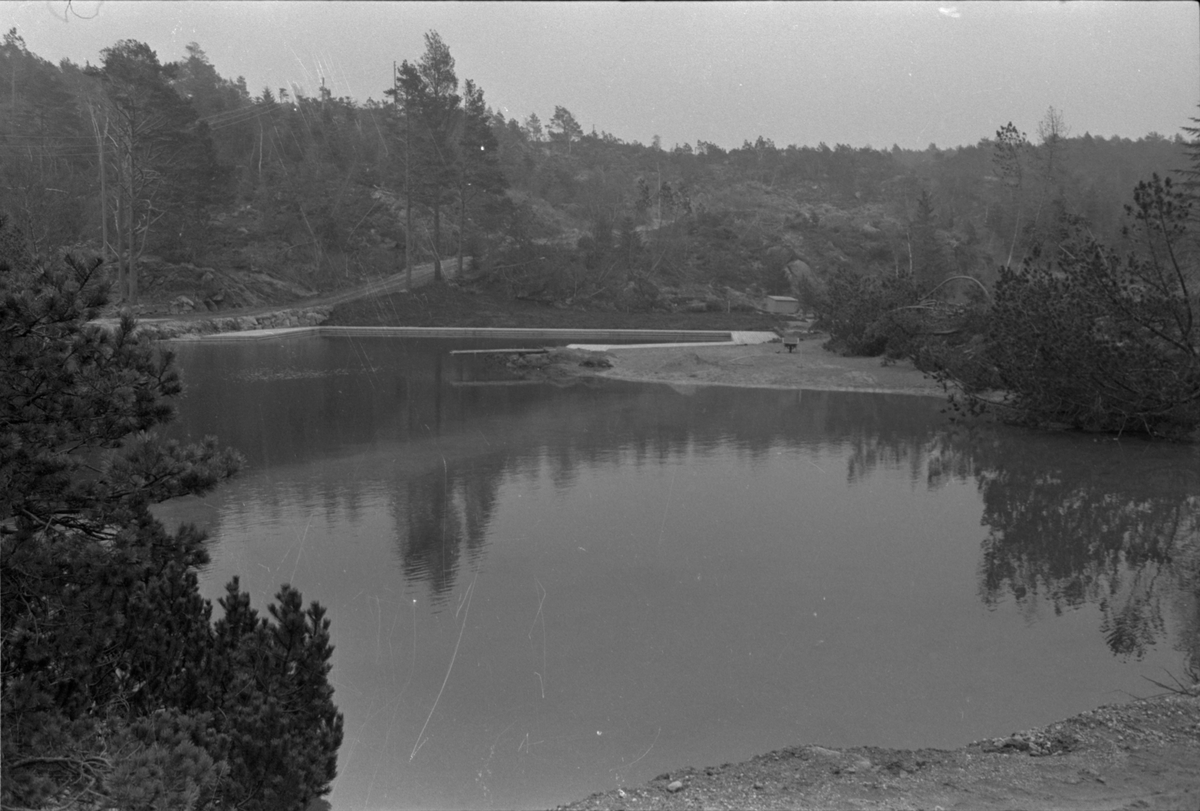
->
[159,336,1200,811]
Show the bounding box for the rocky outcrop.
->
[130,306,333,340]
[135,257,317,312]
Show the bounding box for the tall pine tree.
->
[86,40,227,302]
[395,32,461,282]
[454,79,506,274]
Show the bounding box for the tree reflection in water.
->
[383,379,1199,672]
[167,338,1198,677]
[382,377,1199,670]
[927,427,1200,674]
[391,456,501,602]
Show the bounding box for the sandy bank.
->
[586,334,946,396]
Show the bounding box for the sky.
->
[7,1,1199,151]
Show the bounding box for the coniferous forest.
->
[0,28,1192,312]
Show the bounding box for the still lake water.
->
[157,335,1200,811]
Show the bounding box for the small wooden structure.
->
[762,295,800,314]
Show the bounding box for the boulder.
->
[783,260,816,292]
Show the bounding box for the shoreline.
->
[556,692,1200,811]
[568,335,948,398]
[148,316,947,397]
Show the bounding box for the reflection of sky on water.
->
[157,337,1199,811]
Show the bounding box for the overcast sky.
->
[8,1,1199,150]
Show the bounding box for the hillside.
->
[0,31,1193,318]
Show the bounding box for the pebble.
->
[666,780,684,793]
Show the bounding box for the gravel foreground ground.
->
[555,693,1200,811]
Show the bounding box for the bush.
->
[908,301,1001,392]
[1,229,344,809]
[950,176,1200,439]
[814,266,922,356]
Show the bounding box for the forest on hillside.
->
[0,27,1193,310]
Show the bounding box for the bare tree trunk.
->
[404,99,413,291]
[297,203,323,271]
[405,199,413,290]
[1006,198,1022,269]
[114,172,125,301]
[656,163,662,226]
[456,186,466,276]
[432,201,443,281]
[126,158,136,303]
[88,104,110,266]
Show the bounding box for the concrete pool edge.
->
[171,325,768,343]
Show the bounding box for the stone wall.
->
[133,306,332,340]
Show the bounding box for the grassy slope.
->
[327,280,792,331]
